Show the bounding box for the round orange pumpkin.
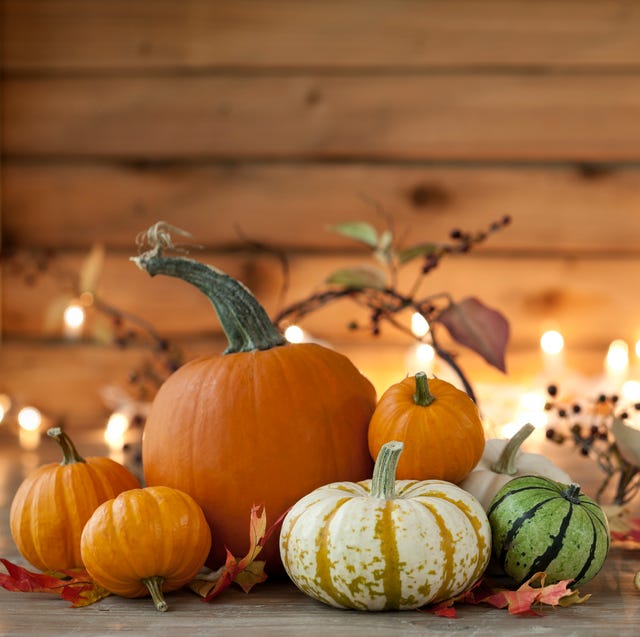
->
[10,427,140,571]
[133,224,376,573]
[81,486,212,611]
[368,372,485,483]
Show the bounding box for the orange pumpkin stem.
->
[412,372,436,407]
[491,423,535,475]
[371,441,403,500]
[143,576,168,612]
[47,427,86,466]
[132,222,286,354]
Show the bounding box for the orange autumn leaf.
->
[0,558,110,607]
[425,572,589,617]
[189,504,288,601]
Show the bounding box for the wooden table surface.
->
[1,428,639,636]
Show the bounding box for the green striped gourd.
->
[488,475,610,587]
[279,441,491,611]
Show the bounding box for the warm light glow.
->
[0,394,11,423]
[415,343,435,366]
[411,312,430,338]
[513,392,548,429]
[17,407,42,432]
[606,339,629,373]
[500,421,523,439]
[622,380,640,403]
[284,324,305,344]
[64,303,85,329]
[636,339,640,359]
[540,330,564,355]
[104,412,129,450]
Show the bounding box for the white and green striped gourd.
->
[279,440,492,611]
[488,475,610,587]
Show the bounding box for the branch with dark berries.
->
[545,384,640,505]
[273,216,512,403]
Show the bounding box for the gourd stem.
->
[47,427,86,465]
[491,423,535,475]
[132,225,286,354]
[371,441,404,500]
[143,576,168,612]
[562,483,582,504]
[413,372,436,407]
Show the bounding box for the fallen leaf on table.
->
[425,572,589,618]
[189,504,288,601]
[0,558,110,607]
[604,505,640,542]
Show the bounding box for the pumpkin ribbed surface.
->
[488,475,610,587]
[367,374,485,483]
[81,486,211,599]
[143,341,376,572]
[10,452,140,572]
[280,478,491,610]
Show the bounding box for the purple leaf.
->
[438,297,510,372]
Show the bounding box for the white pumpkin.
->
[279,441,491,611]
[459,423,572,510]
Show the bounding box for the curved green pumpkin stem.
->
[143,576,168,612]
[413,371,436,407]
[371,441,404,500]
[562,483,582,504]
[47,427,86,465]
[491,423,535,475]
[131,222,286,354]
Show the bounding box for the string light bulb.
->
[410,312,430,338]
[63,302,85,339]
[104,411,130,450]
[540,330,564,356]
[284,324,305,344]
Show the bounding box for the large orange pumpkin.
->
[133,223,376,573]
[368,372,485,484]
[10,427,140,571]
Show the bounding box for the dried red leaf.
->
[438,297,510,372]
[189,504,288,601]
[0,559,110,607]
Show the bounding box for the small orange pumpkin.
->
[9,427,140,571]
[368,372,485,483]
[80,486,212,611]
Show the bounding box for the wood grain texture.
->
[4,74,640,160]
[3,163,639,251]
[4,0,640,71]
[4,250,640,348]
[0,550,637,637]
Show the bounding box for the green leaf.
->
[325,265,388,290]
[397,243,440,265]
[438,297,510,372]
[327,222,379,248]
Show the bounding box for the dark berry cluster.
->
[421,215,511,275]
[543,383,638,457]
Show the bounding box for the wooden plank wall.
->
[2,0,640,430]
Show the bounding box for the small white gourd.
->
[459,423,572,510]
